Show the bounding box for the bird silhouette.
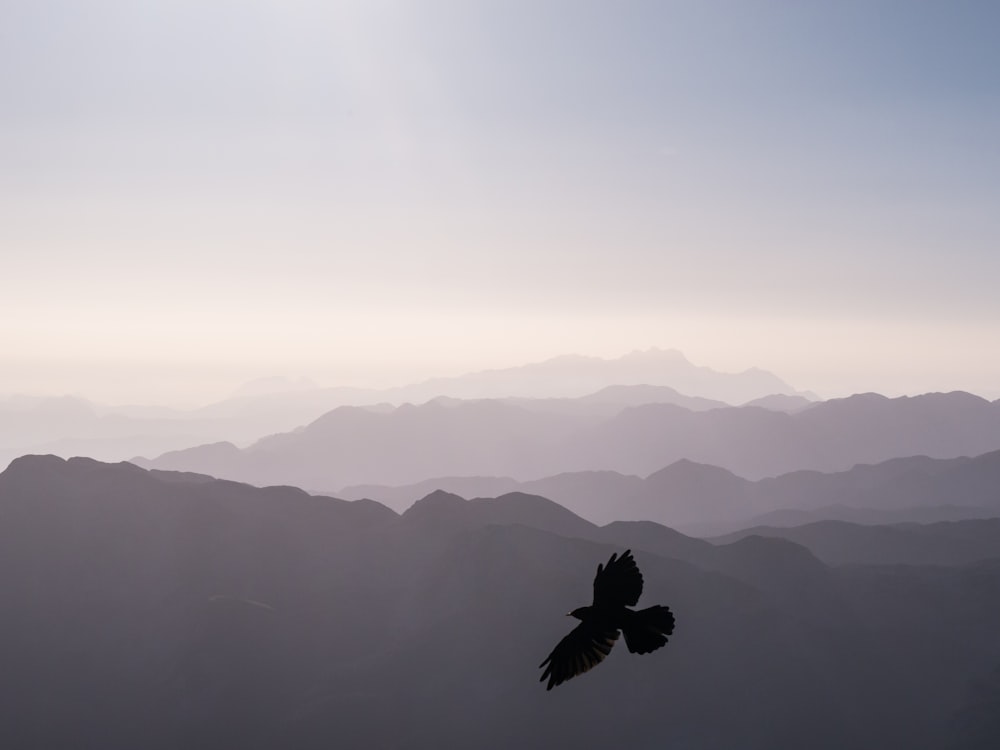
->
[539,549,674,690]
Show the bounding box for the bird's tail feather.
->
[622,605,675,654]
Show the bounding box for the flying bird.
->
[539,549,674,690]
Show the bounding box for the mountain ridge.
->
[2,454,998,748]
[2,348,807,470]
[134,391,1000,498]
[337,447,1000,530]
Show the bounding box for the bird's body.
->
[539,549,674,690]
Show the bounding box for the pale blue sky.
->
[2,1,998,404]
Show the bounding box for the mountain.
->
[702,503,1000,535]
[2,456,998,748]
[496,384,732,416]
[137,392,1000,506]
[339,448,1000,530]
[628,459,755,526]
[1,349,804,470]
[380,348,806,403]
[572,391,1000,479]
[342,470,644,515]
[183,349,806,427]
[742,393,816,412]
[625,448,1000,531]
[710,518,1000,566]
[0,395,224,469]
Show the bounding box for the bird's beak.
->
[565,612,572,616]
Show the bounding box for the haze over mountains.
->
[134,391,1000,507]
[6,350,1000,748]
[0,349,807,470]
[339,448,1000,531]
[711,518,1000,566]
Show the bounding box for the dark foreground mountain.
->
[135,391,1000,493]
[2,456,998,749]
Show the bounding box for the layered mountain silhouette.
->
[342,449,1000,530]
[373,348,807,403]
[712,519,1000,566]
[343,470,645,515]
[135,392,1000,508]
[2,456,998,748]
[1,349,803,470]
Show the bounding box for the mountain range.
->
[2,455,997,749]
[711,518,1000,566]
[341,448,1000,532]
[135,392,1000,503]
[0,349,805,469]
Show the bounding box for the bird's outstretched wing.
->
[538,622,619,690]
[593,549,643,608]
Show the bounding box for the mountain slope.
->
[342,447,1000,530]
[2,456,999,748]
[711,519,1000,566]
[136,392,1000,494]
[3,349,799,470]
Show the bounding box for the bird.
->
[539,549,674,690]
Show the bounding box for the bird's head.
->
[567,606,592,620]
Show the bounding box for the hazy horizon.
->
[2,344,998,411]
[3,1,998,407]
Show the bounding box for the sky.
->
[2,0,998,406]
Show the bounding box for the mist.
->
[3,1,999,407]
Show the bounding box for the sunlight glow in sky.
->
[2,1,998,405]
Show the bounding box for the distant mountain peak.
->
[0,454,158,497]
[3,453,68,476]
[404,489,468,516]
[418,488,467,504]
[648,458,742,480]
[393,348,800,404]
